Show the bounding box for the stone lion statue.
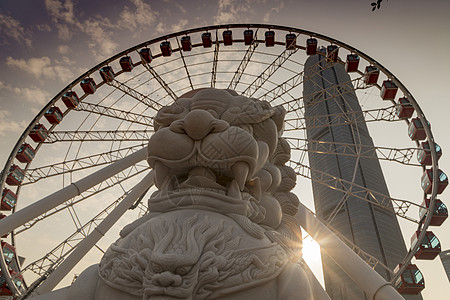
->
[47,88,313,300]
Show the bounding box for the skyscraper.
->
[303,52,422,300]
[439,249,450,282]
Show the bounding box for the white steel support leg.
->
[32,170,154,295]
[296,203,405,300]
[0,147,148,238]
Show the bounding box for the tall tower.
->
[303,52,422,300]
[439,249,450,282]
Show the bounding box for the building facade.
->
[302,53,422,299]
[439,249,450,282]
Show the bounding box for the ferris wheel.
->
[0,24,447,299]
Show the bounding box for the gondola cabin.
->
[119,56,133,72]
[16,143,35,163]
[62,91,80,109]
[285,33,296,50]
[29,123,48,143]
[364,66,379,85]
[6,165,24,186]
[396,97,415,119]
[421,168,448,194]
[0,274,12,296]
[417,141,442,166]
[223,30,233,46]
[139,48,152,63]
[44,107,63,124]
[1,242,15,265]
[1,189,17,211]
[265,30,275,47]
[99,66,115,82]
[181,36,192,51]
[306,38,317,55]
[0,270,23,296]
[327,45,339,62]
[244,29,253,45]
[408,118,427,140]
[80,78,96,94]
[380,80,398,100]
[394,264,424,294]
[420,198,448,226]
[411,231,441,260]
[202,32,212,48]
[346,54,359,72]
[160,41,172,56]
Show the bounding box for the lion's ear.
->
[271,105,286,132]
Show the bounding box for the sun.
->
[302,233,324,285]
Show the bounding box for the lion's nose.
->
[152,271,182,287]
[170,110,229,140]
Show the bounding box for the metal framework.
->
[0,24,441,299]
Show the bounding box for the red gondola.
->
[181,36,192,51]
[1,242,15,265]
[396,97,414,119]
[62,91,80,109]
[139,48,152,63]
[265,30,275,47]
[44,106,63,124]
[417,141,442,165]
[16,143,35,163]
[306,38,317,55]
[419,198,448,226]
[80,78,96,94]
[29,123,48,143]
[285,33,296,50]
[0,273,12,296]
[346,54,359,72]
[1,189,17,211]
[99,66,115,82]
[411,231,441,260]
[223,30,232,46]
[6,166,24,186]
[160,41,172,56]
[394,264,424,294]
[0,270,23,296]
[364,66,379,85]
[408,118,427,140]
[327,45,339,62]
[202,32,212,48]
[244,29,254,45]
[421,168,448,194]
[120,56,133,72]
[380,80,398,100]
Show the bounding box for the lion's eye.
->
[175,266,190,276]
[152,263,164,273]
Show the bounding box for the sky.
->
[1,0,450,299]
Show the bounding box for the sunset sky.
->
[1,0,449,298]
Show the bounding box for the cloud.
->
[118,0,158,31]
[171,19,189,33]
[215,0,253,23]
[57,45,71,55]
[0,11,32,47]
[0,110,27,136]
[83,18,119,59]
[6,56,75,82]
[13,86,50,106]
[263,1,285,23]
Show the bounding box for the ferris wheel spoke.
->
[75,102,153,127]
[16,165,150,235]
[44,130,153,143]
[228,38,260,90]
[22,144,146,185]
[287,138,420,166]
[175,37,194,90]
[259,71,304,103]
[141,60,177,100]
[21,190,134,279]
[290,161,423,223]
[211,32,219,88]
[241,46,299,98]
[284,105,401,132]
[106,79,163,111]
